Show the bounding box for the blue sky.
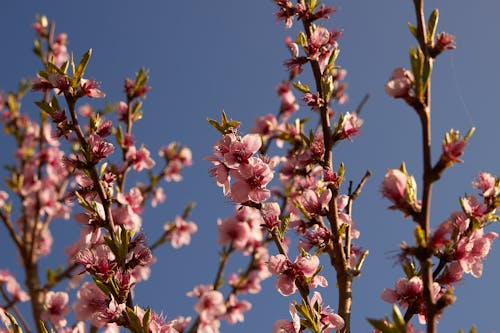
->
[1,1,499,332]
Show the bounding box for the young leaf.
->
[427,9,439,43]
[72,49,92,88]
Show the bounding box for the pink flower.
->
[166,216,198,248]
[116,101,128,121]
[472,172,498,198]
[441,130,467,163]
[340,112,363,141]
[261,201,281,229]
[51,33,69,67]
[274,1,296,29]
[74,244,117,281]
[455,228,498,277]
[0,270,30,302]
[208,161,230,195]
[436,32,456,51]
[80,78,105,98]
[151,187,166,207]
[285,37,299,58]
[385,68,414,98]
[381,168,420,216]
[461,195,488,218]
[251,114,278,138]
[222,294,252,325]
[74,282,124,327]
[0,190,9,208]
[217,216,251,251]
[276,82,299,117]
[126,145,156,171]
[272,304,300,333]
[223,134,261,168]
[117,186,144,214]
[296,188,331,217]
[381,276,440,317]
[194,290,226,322]
[310,291,344,331]
[229,156,274,203]
[41,291,71,328]
[294,255,319,277]
[88,134,115,161]
[268,254,288,275]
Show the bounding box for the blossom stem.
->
[412,0,437,331]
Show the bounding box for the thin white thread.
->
[449,53,476,127]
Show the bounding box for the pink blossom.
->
[296,188,331,217]
[74,244,117,281]
[74,282,124,327]
[0,270,30,302]
[194,290,226,322]
[268,254,288,275]
[166,216,198,248]
[381,168,420,215]
[294,255,319,277]
[340,112,363,141]
[385,67,414,98]
[217,216,251,251]
[116,101,128,121]
[455,228,498,277]
[276,274,297,296]
[285,37,299,58]
[381,276,440,315]
[117,186,144,214]
[0,190,8,207]
[208,161,230,195]
[261,201,281,229]
[223,133,261,168]
[276,82,299,117]
[309,291,344,331]
[222,295,252,325]
[274,1,296,29]
[230,156,274,203]
[441,132,467,163]
[272,304,300,333]
[472,172,498,198]
[80,78,105,98]
[151,187,166,207]
[51,33,69,67]
[436,32,456,51]
[88,134,115,161]
[126,145,156,171]
[461,195,488,218]
[251,114,278,138]
[78,104,94,117]
[41,291,71,328]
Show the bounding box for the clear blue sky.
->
[1,1,499,332]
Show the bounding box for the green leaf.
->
[427,9,439,42]
[421,59,433,95]
[39,321,49,333]
[321,75,334,103]
[72,49,92,88]
[3,311,23,333]
[391,305,406,332]
[297,31,308,48]
[126,307,143,333]
[414,225,426,247]
[367,318,391,332]
[408,23,418,39]
[142,308,152,333]
[35,101,55,115]
[292,81,310,93]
